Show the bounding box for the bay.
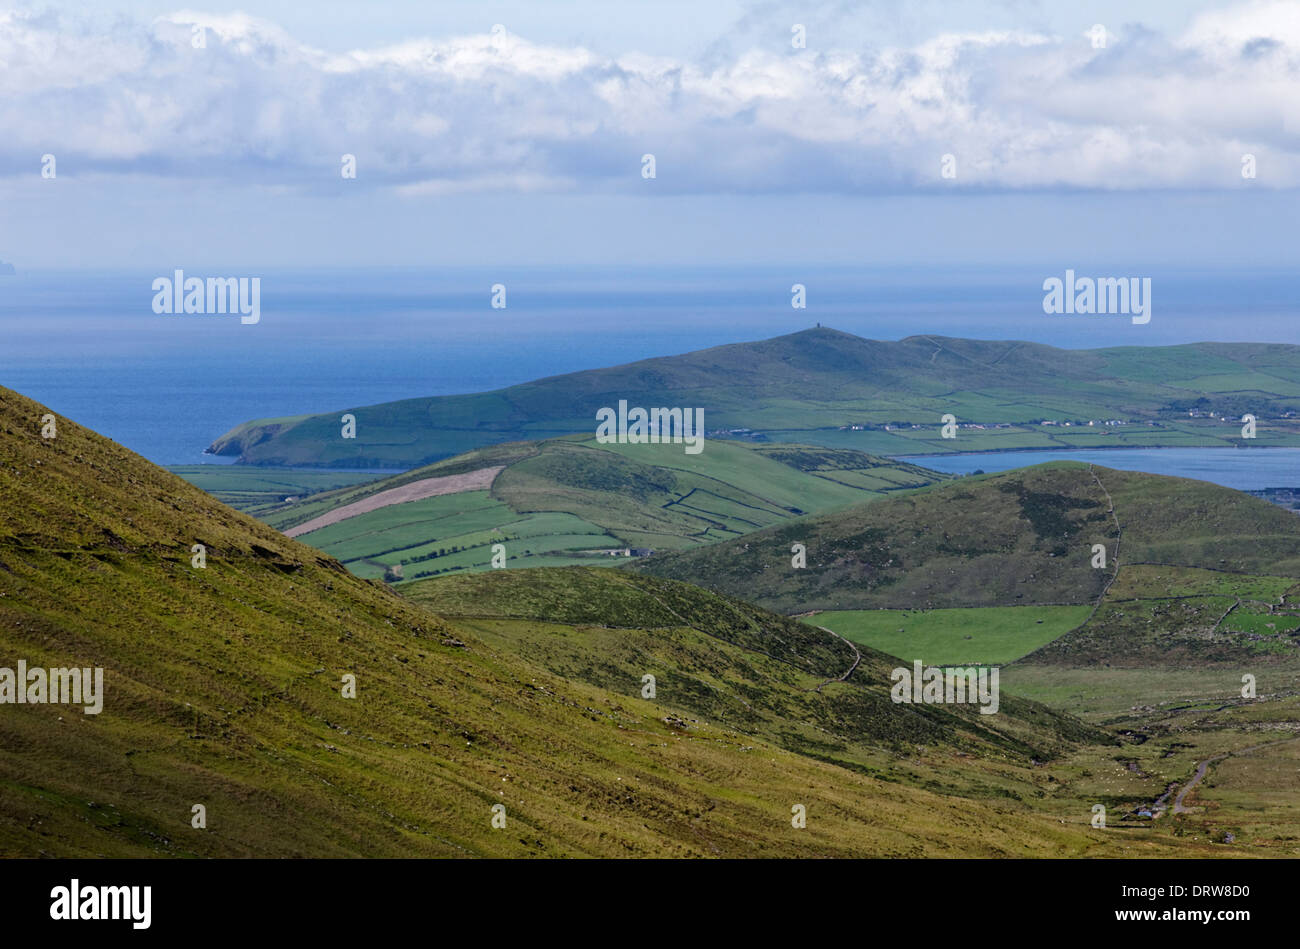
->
[902,447,1300,491]
[4,266,1299,469]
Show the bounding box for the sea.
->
[2,266,1299,488]
[904,448,1300,492]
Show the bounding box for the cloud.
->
[0,2,1296,193]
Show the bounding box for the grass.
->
[167,465,380,518]
[1195,733,1300,851]
[6,385,1140,858]
[634,461,1300,615]
[405,566,1300,855]
[1107,565,1297,601]
[634,461,1117,612]
[810,605,1094,665]
[14,384,1195,859]
[242,437,946,582]
[6,384,1295,858]
[404,566,1110,771]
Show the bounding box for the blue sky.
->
[0,0,1296,269]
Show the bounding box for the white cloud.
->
[0,3,1296,192]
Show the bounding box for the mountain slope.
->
[403,566,1108,772]
[207,328,1300,468]
[632,462,1300,615]
[2,386,1157,857]
[406,567,1300,851]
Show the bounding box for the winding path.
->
[1154,735,1300,816]
[806,626,862,692]
[1087,464,1123,604]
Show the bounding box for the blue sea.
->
[904,448,1300,491]
[2,267,1299,488]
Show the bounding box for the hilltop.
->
[207,328,1300,468]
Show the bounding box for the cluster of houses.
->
[836,418,1171,432]
[850,419,1146,431]
[1038,419,1130,427]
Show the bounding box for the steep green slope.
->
[231,437,941,580]
[634,462,1300,614]
[207,328,1300,467]
[1,386,1152,858]
[404,567,1107,769]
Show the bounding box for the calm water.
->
[904,448,1300,491]
[3,267,1298,471]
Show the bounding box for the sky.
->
[0,0,1297,269]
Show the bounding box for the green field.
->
[290,492,621,579]
[169,465,379,517]
[810,605,1094,665]
[239,437,946,581]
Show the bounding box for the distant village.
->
[834,411,1297,433]
[865,419,1146,431]
[712,412,1298,442]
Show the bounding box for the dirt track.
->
[284,466,504,537]
[807,626,862,692]
[1146,735,1300,817]
[1170,735,1300,815]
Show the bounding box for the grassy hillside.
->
[220,437,942,581]
[632,458,1300,762]
[634,461,1300,614]
[403,566,1108,784]
[207,328,1300,467]
[617,459,1300,849]
[5,384,1176,858]
[406,567,1300,853]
